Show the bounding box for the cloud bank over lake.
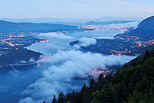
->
[19,50,135,103]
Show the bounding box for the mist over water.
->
[0,24,137,103]
[27,29,123,54]
[22,29,135,103]
[19,50,135,103]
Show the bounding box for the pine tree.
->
[57,92,65,103]
[143,50,150,61]
[52,95,57,103]
[89,78,95,90]
[80,84,90,103]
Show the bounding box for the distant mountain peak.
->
[138,16,154,28]
[115,16,154,41]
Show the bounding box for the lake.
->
[0,26,136,103]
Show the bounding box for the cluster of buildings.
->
[0,32,43,49]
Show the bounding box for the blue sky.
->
[0,0,154,19]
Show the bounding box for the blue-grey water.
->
[0,28,136,103]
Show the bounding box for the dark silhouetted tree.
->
[52,95,57,103]
[57,92,65,103]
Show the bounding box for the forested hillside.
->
[46,50,154,103]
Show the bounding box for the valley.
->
[0,17,153,103]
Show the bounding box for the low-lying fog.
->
[0,23,137,103]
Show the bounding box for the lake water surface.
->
[0,28,136,103]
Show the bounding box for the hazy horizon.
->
[0,0,154,19]
[0,16,145,20]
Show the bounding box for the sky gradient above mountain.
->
[0,0,154,19]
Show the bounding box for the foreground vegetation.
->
[44,50,154,103]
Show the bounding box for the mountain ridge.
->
[116,16,154,41]
[0,20,81,33]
